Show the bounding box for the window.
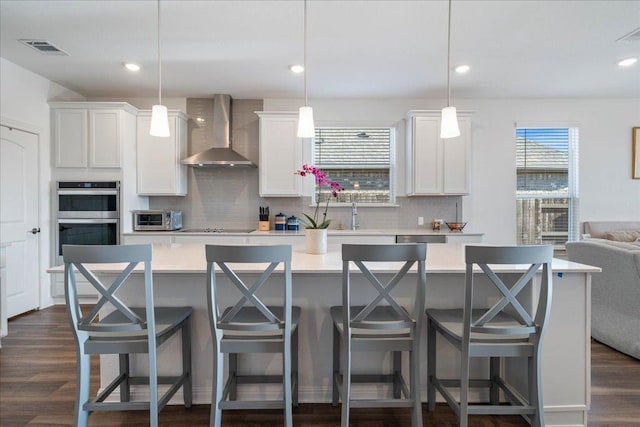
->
[314,127,395,204]
[516,127,579,250]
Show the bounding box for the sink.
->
[178,228,255,233]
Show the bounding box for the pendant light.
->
[297,0,315,138]
[150,0,170,137]
[440,0,460,139]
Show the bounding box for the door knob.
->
[29,227,41,234]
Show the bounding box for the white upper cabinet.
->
[136,110,188,196]
[53,108,87,167]
[256,111,303,197]
[50,102,137,169]
[89,109,121,168]
[405,110,472,195]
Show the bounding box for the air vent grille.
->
[19,39,69,55]
[617,27,640,42]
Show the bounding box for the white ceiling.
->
[1,0,639,100]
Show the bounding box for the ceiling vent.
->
[19,39,69,55]
[617,27,640,42]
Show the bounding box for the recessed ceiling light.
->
[455,64,470,74]
[123,63,141,72]
[618,57,637,67]
[289,64,304,74]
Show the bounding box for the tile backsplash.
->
[149,98,462,230]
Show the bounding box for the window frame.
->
[515,126,580,250]
[310,125,397,207]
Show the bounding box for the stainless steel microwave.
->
[133,210,183,231]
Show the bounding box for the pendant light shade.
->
[297,0,315,138]
[440,106,460,139]
[440,0,460,139]
[297,106,315,138]
[150,104,170,137]
[150,0,170,137]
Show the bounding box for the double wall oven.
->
[56,181,120,264]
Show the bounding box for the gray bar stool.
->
[63,244,193,427]
[205,244,299,427]
[426,244,553,427]
[331,243,427,427]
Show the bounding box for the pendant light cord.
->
[446,0,452,107]
[303,0,308,107]
[157,0,162,106]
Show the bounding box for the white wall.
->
[0,57,84,309]
[265,97,640,244]
[466,98,640,244]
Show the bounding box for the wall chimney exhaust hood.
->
[181,95,256,168]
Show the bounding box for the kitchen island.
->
[50,243,597,427]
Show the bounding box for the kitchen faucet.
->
[351,202,359,230]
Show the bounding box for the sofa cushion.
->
[604,230,640,242]
[585,238,640,251]
[583,221,640,239]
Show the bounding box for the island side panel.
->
[97,269,590,427]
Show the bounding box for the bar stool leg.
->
[490,356,500,405]
[76,349,91,427]
[410,340,423,427]
[340,333,351,427]
[119,354,130,402]
[427,318,436,412]
[393,351,402,399]
[459,345,470,427]
[292,326,299,407]
[229,353,238,401]
[210,344,223,427]
[182,319,193,408]
[283,332,293,427]
[332,324,340,406]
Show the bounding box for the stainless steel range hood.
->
[181,95,256,168]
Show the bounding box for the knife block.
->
[258,221,270,231]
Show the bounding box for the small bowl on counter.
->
[445,221,467,232]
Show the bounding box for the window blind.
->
[315,128,390,168]
[516,127,579,247]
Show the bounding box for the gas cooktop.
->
[178,227,255,233]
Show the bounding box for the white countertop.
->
[123,229,485,237]
[49,243,599,275]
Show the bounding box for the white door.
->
[1,125,40,317]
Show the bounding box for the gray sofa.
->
[566,221,640,359]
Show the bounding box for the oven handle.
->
[57,190,119,196]
[58,219,119,224]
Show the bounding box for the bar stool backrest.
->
[463,245,554,338]
[63,244,154,335]
[206,244,293,334]
[342,243,427,331]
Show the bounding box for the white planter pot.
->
[305,228,328,254]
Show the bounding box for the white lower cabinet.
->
[136,110,188,196]
[445,234,483,243]
[248,234,305,245]
[51,274,97,301]
[172,235,248,245]
[122,235,173,245]
[330,235,395,244]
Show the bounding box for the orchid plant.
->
[296,164,343,229]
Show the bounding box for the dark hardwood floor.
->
[1,306,638,426]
